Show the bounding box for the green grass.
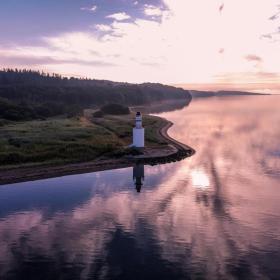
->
[0,114,168,169]
[0,117,123,168]
[92,113,167,146]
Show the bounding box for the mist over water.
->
[0,96,280,279]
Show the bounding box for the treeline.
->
[0,69,191,121]
[190,90,266,98]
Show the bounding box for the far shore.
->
[0,116,195,185]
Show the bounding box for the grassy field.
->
[92,113,167,146]
[0,114,167,169]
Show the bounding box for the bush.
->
[100,104,130,115]
[0,120,6,127]
[92,110,104,118]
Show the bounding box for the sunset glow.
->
[0,0,279,91]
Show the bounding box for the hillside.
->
[0,69,192,121]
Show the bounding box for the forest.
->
[0,69,192,121]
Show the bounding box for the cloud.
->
[269,13,279,20]
[261,34,273,40]
[0,52,115,67]
[219,3,224,13]
[1,0,280,86]
[144,5,164,17]
[95,24,112,32]
[245,54,263,63]
[215,71,280,83]
[255,71,280,80]
[80,5,97,12]
[269,10,280,20]
[106,12,131,21]
[261,30,280,43]
[262,6,280,41]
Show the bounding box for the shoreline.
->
[0,117,195,185]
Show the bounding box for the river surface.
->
[0,96,280,280]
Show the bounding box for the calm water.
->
[0,96,280,280]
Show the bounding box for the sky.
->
[0,0,280,92]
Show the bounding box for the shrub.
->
[100,104,130,115]
[92,110,104,118]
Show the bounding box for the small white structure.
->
[133,112,145,148]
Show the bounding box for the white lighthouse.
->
[133,112,145,148]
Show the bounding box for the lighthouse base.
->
[133,128,145,148]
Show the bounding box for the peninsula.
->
[0,109,194,185]
[0,70,194,184]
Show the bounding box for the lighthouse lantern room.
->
[133,112,145,148]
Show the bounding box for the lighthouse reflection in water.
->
[133,164,145,192]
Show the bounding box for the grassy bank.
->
[0,114,167,169]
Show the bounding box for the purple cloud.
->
[245,54,262,63]
[0,54,116,67]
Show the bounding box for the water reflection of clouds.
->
[0,96,280,279]
[153,96,280,277]
[191,168,210,189]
